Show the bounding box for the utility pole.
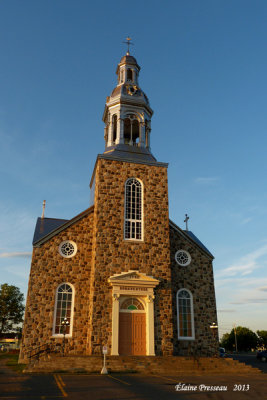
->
[233,325,238,353]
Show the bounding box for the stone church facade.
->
[19,51,218,363]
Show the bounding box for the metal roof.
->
[101,144,168,166]
[169,220,214,259]
[32,207,94,246]
[184,230,214,258]
[33,217,68,245]
[119,55,138,65]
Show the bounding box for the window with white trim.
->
[177,289,195,340]
[59,241,77,258]
[53,283,74,336]
[120,298,145,311]
[175,250,191,266]
[124,178,143,240]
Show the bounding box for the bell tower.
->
[102,50,154,158]
[88,48,173,357]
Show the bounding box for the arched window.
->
[53,283,74,336]
[124,115,140,146]
[145,119,149,148]
[177,289,195,340]
[112,114,117,143]
[124,178,143,240]
[127,69,133,81]
[120,298,145,311]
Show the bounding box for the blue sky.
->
[0,0,266,338]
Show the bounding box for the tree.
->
[0,284,24,335]
[220,333,230,349]
[220,326,258,352]
[257,330,267,348]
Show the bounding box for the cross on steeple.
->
[41,200,46,219]
[184,214,189,231]
[123,37,134,55]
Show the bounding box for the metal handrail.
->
[26,342,59,361]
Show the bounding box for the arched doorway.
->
[119,298,146,355]
[108,270,159,356]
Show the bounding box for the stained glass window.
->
[120,298,144,311]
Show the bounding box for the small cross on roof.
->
[184,214,189,231]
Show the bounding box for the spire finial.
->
[184,213,189,231]
[41,200,46,219]
[123,36,134,55]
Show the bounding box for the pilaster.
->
[146,295,156,356]
[111,294,120,355]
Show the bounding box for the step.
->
[24,355,262,375]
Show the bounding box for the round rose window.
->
[59,241,77,258]
[175,250,191,266]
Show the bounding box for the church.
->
[19,48,218,363]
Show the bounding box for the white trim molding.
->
[58,240,77,258]
[52,282,75,337]
[108,271,159,355]
[175,250,191,267]
[124,178,144,241]
[177,288,195,341]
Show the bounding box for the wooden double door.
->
[119,312,146,355]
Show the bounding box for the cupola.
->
[102,48,155,162]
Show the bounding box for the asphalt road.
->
[229,353,267,374]
[1,355,266,400]
[1,371,267,400]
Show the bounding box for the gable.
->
[33,206,94,247]
[169,219,214,259]
[33,217,68,245]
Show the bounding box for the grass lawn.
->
[0,352,26,373]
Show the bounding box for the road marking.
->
[54,374,68,397]
[152,374,178,383]
[107,374,131,386]
[57,375,66,387]
[54,373,101,376]
[0,397,63,399]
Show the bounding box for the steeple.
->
[102,49,156,162]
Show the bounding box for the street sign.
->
[101,346,108,374]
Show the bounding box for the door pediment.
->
[109,270,157,356]
[108,270,159,288]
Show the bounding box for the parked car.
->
[219,347,226,357]
[256,350,267,362]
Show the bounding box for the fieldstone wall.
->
[87,158,174,355]
[20,155,218,362]
[19,210,94,362]
[169,225,218,356]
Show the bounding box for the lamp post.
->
[210,322,218,356]
[210,322,218,337]
[61,317,70,356]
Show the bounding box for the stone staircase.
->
[24,355,262,375]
